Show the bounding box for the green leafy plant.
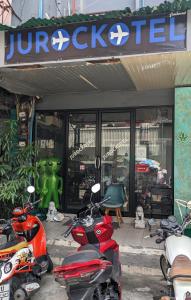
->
[0,120,37,218]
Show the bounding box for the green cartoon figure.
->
[36,159,48,208]
[46,158,63,209]
[36,158,63,209]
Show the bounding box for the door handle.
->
[96,156,101,169]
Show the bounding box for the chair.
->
[103,183,125,226]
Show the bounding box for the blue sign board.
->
[5,13,186,64]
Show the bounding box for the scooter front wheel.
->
[47,254,53,273]
[160,254,170,280]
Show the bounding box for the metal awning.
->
[0,51,191,96]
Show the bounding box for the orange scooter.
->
[0,186,52,299]
[0,186,53,273]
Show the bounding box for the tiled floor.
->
[112,220,164,250]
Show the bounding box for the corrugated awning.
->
[0,51,191,96]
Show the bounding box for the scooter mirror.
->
[91,183,100,194]
[187,201,191,210]
[27,186,35,194]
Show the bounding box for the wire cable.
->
[20,0,26,20]
[6,0,22,21]
[54,0,63,17]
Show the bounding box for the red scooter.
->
[54,183,121,300]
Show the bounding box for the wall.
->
[36,89,174,110]
[11,0,39,27]
[11,0,57,27]
[174,87,191,224]
[0,0,12,25]
[11,0,174,26]
[144,0,173,7]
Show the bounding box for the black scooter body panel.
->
[66,266,113,300]
[68,286,96,300]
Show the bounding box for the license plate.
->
[0,284,10,300]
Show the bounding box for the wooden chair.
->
[105,207,123,227]
[103,182,125,227]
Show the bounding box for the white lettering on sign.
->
[70,139,94,160]
[103,138,129,160]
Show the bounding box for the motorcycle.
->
[54,183,121,300]
[0,185,53,299]
[150,200,191,300]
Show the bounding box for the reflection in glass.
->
[67,114,96,209]
[36,112,64,159]
[101,113,130,212]
[135,107,173,217]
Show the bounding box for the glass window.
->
[36,112,64,159]
[135,107,173,217]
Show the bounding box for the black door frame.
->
[63,109,135,217]
[35,105,173,218]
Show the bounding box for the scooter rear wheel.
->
[14,288,26,300]
[93,283,120,300]
[160,254,170,280]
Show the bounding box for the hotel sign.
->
[5,13,186,65]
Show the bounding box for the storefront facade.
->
[35,104,173,217]
[0,10,191,220]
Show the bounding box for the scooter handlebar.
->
[63,225,74,238]
[95,196,111,208]
[24,199,41,211]
[62,196,111,238]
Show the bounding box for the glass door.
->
[66,113,98,210]
[101,112,131,213]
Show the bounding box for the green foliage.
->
[132,0,191,16]
[15,0,191,31]
[0,120,37,210]
[1,0,191,32]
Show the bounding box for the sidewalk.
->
[45,217,164,276]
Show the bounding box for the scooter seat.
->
[63,250,102,266]
[0,238,28,254]
[170,255,191,281]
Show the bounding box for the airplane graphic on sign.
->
[109,23,129,46]
[51,29,70,51]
